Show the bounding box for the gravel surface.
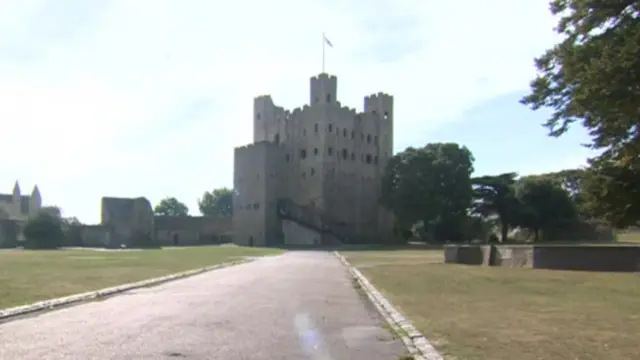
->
[0,251,405,359]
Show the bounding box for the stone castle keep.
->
[233,73,395,246]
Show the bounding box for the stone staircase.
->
[276,199,345,246]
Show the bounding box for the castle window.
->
[374,135,378,145]
[253,203,259,210]
[310,168,315,176]
[302,172,306,178]
[374,156,378,164]
[367,134,371,144]
[328,147,333,155]
[286,154,290,162]
[300,149,307,159]
[384,111,389,120]
[326,94,331,102]
[315,96,319,103]
[274,133,280,143]
[314,148,318,155]
[343,129,347,137]
[328,124,333,132]
[351,131,354,139]
[342,148,348,159]
[351,153,355,160]
[256,113,261,120]
[366,154,372,164]
[315,123,318,132]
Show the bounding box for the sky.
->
[0,0,598,224]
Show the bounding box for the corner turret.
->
[30,185,42,214]
[310,73,337,106]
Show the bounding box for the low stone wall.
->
[444,244,640,272]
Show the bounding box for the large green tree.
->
[471,173,519,242]
[580,160,640,227]
[380,142,475,242]
[521,0,640,166]
[521,0,640,227]
[23,211,65,249]
[513,176,578,241]
[153,197,189,216]
[198,188,233,217]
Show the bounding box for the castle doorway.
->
[173,234,179,245]
[248,236,254,247]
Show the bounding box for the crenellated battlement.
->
[311,73,337,82]
[364,92,393,103]
[235,140,282,153]
[254,95,274,102]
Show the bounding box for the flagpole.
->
[322,32,325,73]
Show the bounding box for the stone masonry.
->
[233,73,395,246]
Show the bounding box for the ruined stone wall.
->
[154,215,232,245]
[78,225,110,247]
[101,196,154,247]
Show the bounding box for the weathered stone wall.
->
[281,219,321,246]
[101,196,154,247]
[444,244,640,272]
[78,225,110,247]
[154,215,231,246]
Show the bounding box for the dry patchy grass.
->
[343,249,640,360]
[0,245,283,309]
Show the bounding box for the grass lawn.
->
[342,248,640,360]
[0,245,283,309]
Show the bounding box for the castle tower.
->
[253,95,287,144]
[364,93,395,240]
[12,181,21,207]
[30,185,42,215]
[364,92,394,165]
[310,73,337,105]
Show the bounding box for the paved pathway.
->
[0,252,405,359]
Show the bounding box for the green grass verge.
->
[343,249,640,360]
[0,245,283,309]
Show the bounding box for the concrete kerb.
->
[334,251,443,360]
[0,258,253,322]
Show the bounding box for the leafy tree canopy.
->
[514,176,578,241]
[153,197,189,217]
[198,188,233,217]
[471,172,519,242]
[380,142,475,242]
[521,0,640,166]
[580,160,640,227]
[23,211,65,249]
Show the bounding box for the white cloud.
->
[0,0,561,222]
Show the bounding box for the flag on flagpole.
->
[324,34,333,47]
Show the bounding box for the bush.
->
[23,212,65,249]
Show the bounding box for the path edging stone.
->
[334,251,443,360]
[0,258,252,321]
